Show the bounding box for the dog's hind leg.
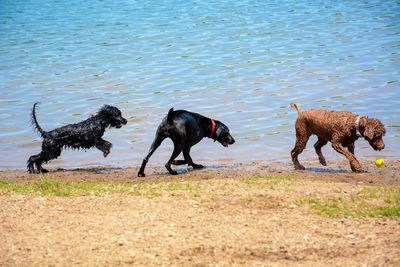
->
[314,137,328,166]
[165,142,183,175]
[27,154,40,174]
[35,159,49,173]
[291,132,310,171]
[138,134,167,177]
[291,119,311,170]
[35,147,62,173]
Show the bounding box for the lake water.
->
[0,0,399,170]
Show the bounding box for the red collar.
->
[209,119,216,138]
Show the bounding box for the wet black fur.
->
[27,103,127,173]
[138,108,235,177]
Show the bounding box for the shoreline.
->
[2,159,399,186]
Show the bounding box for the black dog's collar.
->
[209,119,216,139]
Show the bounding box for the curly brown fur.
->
[290,102,385,172]
[27,103,127,174]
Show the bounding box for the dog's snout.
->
[121,117,128,125]
[372,140,385,151]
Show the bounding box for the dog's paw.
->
[350,162,365,173]
[192,164,204,169]
[137,172,146,177]
[103,151,110,157]
[39,169,49,174]
[319,159,327,166]
[169,170,178,175]
[294,165,305,171]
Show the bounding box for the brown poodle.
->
[290,103,385,172]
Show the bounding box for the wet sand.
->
[3,158,400,186]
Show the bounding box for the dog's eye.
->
[220,133,228,138]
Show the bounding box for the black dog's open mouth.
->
[115,120,127,128]
[222,141,228,147]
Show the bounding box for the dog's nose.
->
[230,138,235,145]
[375,144,384,151]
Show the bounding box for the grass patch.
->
[0,174,297,199]
[302,187,400,219]
[0,177,204,198]
[1,175,398,220]
[0,178,132,196]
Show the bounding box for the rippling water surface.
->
[0,0,399,170]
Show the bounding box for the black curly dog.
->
[138,108,235,177]
[27,103,127,174]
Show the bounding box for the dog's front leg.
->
[331,142,363,172]
[347,142,355,155]
[171,160,188,165]
[314,137,328,166]
[183,146,204,169]
[96,139,112,157]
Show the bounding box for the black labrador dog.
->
[138,108,235,177]
[27,103,127,173]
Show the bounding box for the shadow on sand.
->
[146,164,233,177]
[52,167,125,173]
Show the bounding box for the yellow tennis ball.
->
[375,158,384,167]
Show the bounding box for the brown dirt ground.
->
[1,159,399,266]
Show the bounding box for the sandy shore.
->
[1,159,399,266]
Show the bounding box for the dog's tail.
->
[31,102,47,138]
[167,108,174,123]
[290,102,301,115]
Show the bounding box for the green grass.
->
[0,177,202,198]
[0,178,132,196]
[1,175,399,220]
[301,187,400,218]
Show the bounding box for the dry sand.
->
[1,159,399,266]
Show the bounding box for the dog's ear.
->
[99,105,110,113]
[213,122,226,140]
[363,125,374,140]
[363,118,386,140]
